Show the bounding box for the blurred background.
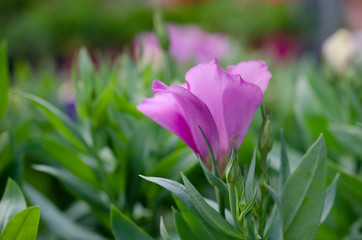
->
[1,0,362,239]
[0,0,360,67]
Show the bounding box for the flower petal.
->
[137,85,219,166]
[227,60,272,93]
[185,60,263,170]
[152,80,168,93]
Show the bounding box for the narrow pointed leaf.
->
[327,162,362,210]
[78,47,94,81]
[329,124,362,158]
[174,198,218,240]
[181,174,244,239]
[152,148,197,180]
[92,71,117,121]
[15,92,87,151]
[33,165,110,213]
[245,150,257,201]
[24,184,105,240]
[266,185,281,210]
[246,213,256,240]
[160,217,171,240]
[41,137,99,187]
[141,176,227,239]
[198,157,229,204]
[0,179,27,232]
[198,126,219,177]
[321,174,339,223]
[74,47,94,119]
[0,206,40,240]
[279,130,290,190]
[111,206,153,240]
[140,175,191,209]
[266,212,282,240]
[281,135,326,240]
[173,208,197,240]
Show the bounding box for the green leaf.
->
[152,148,197,180]
[119,54,143,103]
[327,162,362,211]
[329,124,362,158]
[281,135,326,240]
[16,92,87,151]
[73,47,94,119]
[0,132,11,175]
[238,192,256,222]
[140,175,192,210]
[265,211,282,240]
[266,185,281,210]
[0,206,40,240]
[279,129,290,190]
[181,173,245,239]
[265,187,282,240]
[198,157,229,205]
[141,176,226,240]
[33,165,110,213]
[246,213,256,240]
[198,126,218,177]
[294,74,341,145]
[160,217,171,240]
[172,208,197,240]
[245,150,256,201]
[111,206,153,240]
[78,47,94,82]
[41,136,99,187]
[114,93,143,118]
[24,184,106,240]
[0,178,27,232]
[0,41,9,121]
[174,198,218,240]
[92,70,117,121]
[321,174,339,223]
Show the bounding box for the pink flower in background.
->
[134,32,165,69]
[134,24,232,67]
[137,59,271,174]
[168,24,231,63]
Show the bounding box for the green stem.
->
[258,152,268,236]
[216,187,225,218]
[228,182,242,231]
[258,182,267,235]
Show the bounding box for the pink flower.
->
[168,24,231,63]
[137,59,271,174]
[134,24,232,67]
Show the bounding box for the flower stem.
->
[228,182,243,231]
[258,152,268,236]
[216,187,225,218]
[258,182,267,235]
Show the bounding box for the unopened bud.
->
[153,10,170,52]
[258,110,273,155]
[226,141,242,184]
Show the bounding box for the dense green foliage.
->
[0,3,361,236]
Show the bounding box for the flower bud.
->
[258,110,273,156]
[226,142,242,184]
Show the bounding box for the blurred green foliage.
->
[0,0,361,238]
[0,0,304,63]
